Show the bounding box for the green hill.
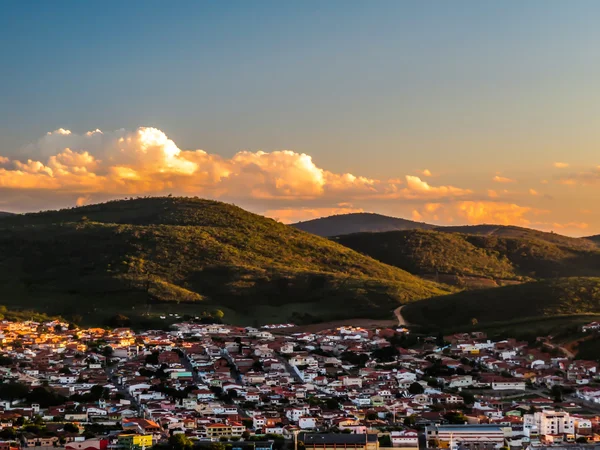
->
[292,213,433,237]
[0,197,448,325]
[435,224,596,251]
[335,229,600,286]
[401,277,600,329]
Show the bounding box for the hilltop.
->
[0,197,448,325]
[435,224,597,251]
[586,235,600,246]
[401,277,600,329]
[335,229,600,286]
[292,212,433,237]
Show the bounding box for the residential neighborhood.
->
[1,318,600,450]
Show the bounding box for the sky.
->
[1,1,599,236]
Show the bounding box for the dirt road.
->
[394,305,409,327]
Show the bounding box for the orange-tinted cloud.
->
[414,201,537,226]
[559,166,600,185]
[0,127,472,210]
[493,175,516,183]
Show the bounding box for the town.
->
[1,318,600,450]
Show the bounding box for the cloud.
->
[421,169,432,177]
[0,127,472,211]
[414,201,538,226]
[553,162,569,168]
[559,166,600,186]
[529,188,539,196]
[487,190,499,198]
[547,222,589,230]
[493,175,516,183]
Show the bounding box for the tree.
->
[0,382,29,402]
[169,434,193,450]
[408,382,424,395]
[106,314,130,328]
[209,442,226,450]
[404,415,417,427]
[471,318,478,327]
[378,435,392,447]
[212,309,225,320]
[0,427,17,440]
[63,423,79,433]
[551,385,564,403]
[444,411,467,424]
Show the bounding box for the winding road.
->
[394,305,409,327]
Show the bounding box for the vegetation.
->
[0,197,448,325]
[336,229,600,285]
[402,277,600,328]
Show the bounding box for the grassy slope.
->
[402,277,600,328]
[434,224,597,251]
[0,197,448,325]
[292,213,433,237]
[586,235,600,246]
[336,229,600,283]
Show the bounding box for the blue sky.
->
[1,1,599,234]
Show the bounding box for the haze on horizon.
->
[1,1,599,236]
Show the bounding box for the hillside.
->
[435,224,597,251]
[0,197,449,325]
[336,229,600,285]
[586,235,600,246]
[402,277,600,329]
[292,213,433,237]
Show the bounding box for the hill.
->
[401,277,600,329]
[435,224,596,251]
[0,212,14,217]
[586,235,600,246]
[335,229,600,286]
[292,212,433,237]
[0,197,449,326]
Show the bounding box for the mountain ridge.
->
[335,228,600,286]
[0,197,449,326]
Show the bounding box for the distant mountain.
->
[292,212,434,237]
[336,229,600,287]
[0,197,448,326]
[0,212,14,217]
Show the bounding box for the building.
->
[299,433,378,450]
[425,425,506,449]
[117,434,153,450]
[390,430,419,449]
[66,440,109,450]
[0,442,20,450]
[524,411,575,438]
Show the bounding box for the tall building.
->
[523,411,575,437]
